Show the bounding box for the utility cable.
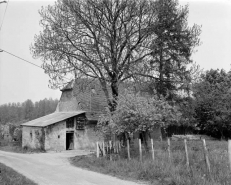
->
[0,48,72,81]
[0,0,9,31]
[1,49,42,68]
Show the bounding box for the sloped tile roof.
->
[21,111,85,127]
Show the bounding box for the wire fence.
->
[96,138,231,178]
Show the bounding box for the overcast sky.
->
[0,0,231,105]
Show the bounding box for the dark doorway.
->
[66,132,74,150]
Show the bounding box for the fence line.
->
[95,139,231,177]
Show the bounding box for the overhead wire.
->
[0,48,72,81]
[1,49,42,69]
[0,0,9,31]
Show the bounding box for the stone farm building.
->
[21,79,162,151]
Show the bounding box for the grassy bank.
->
[70,140,231,185]
[0,163,37,185]
[0,141,45,153]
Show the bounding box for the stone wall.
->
[44,121,66,151]
[22,126,45,149]
[43,116,102,151]
[74,122,102,150]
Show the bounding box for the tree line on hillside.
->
[29,0,231,140]
[0,98,59,125]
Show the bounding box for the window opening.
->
[66,117,74,128]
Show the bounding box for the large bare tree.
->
[31,0,157,111]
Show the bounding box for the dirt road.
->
[0,150,146,185]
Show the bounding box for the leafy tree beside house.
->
[98,91,181,148]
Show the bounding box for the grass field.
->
[0,163,37,185]
[70,140,231,185]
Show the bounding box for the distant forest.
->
[0,98,59,125]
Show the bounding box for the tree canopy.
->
[142,0,201,99]
[98,91,181,140]
[193,69,231,139]
[31,0,201,111]
[31,0,158,111]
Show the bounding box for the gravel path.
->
[0,150,146,185]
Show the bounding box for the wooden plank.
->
[102,141,105,156]
[127,139,131,160]
[167,138,171,160]
[96,142,99,158]
[160,135,163,142]
[118,141,121,152]
[139,139,142,162]
[202,139,211,176]
[106,143,108,154]
[98,143,103,156]
[151,139,155,161]
[109,140,112,161]
[228,140,231,170]
[184,139,189,170]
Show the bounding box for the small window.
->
[76,117,86,130]
[66,117,74,128]
[58,135,60,139]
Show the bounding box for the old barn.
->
[21,79,162,151]
[21,79,106,151]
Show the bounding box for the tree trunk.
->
[157,47,164,98]
[110,75,119,112]
[158,59,164,98]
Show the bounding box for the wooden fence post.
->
[139,139,142,162]
[228,140,231,171]
[151,139,155,161]
[160,135,163,142]
[184,139,189,170]
[167,138,171,160]
[114,141,117,153]
[202,139,211,176]
[109,140,112,161]
[106,143,108,155]
[96,142,99,158]
[127,139,131,160]
[102,141,105,156]
[228,139,231,170]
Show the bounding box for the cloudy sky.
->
[0,0,231,105]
